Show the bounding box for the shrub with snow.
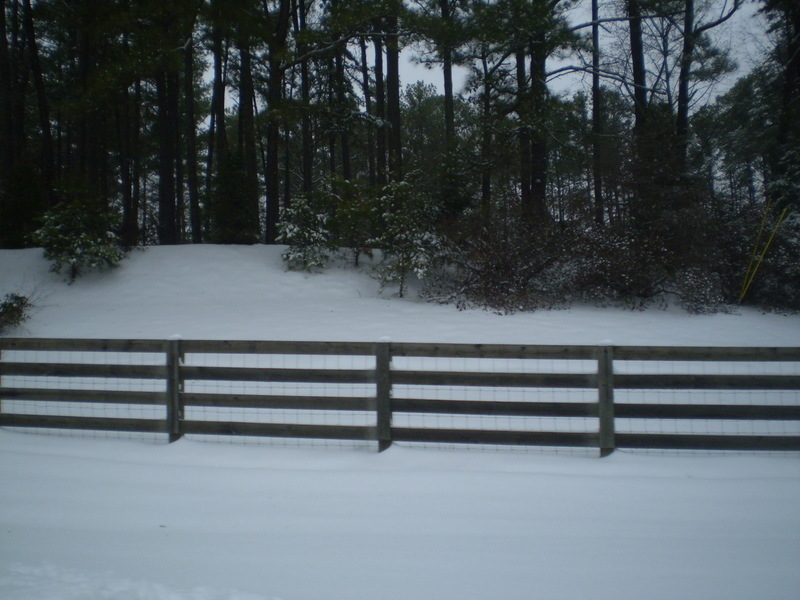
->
[277,194,333,271]
[31,200,125,282]
[0,293,31,333]
[369,180,442,298]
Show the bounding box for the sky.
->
[398,0,771,102]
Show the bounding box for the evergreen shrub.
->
[369,179,442,298]
[277,193,333,271]
[0,293,31,333]
[31,199,124,282]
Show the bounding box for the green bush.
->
[277,193,334,271]
[31,200,124,282]
[369,179,442,298]
[0,293,31,333]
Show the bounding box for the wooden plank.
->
[392,427,599,447]
[615,403,800,420]
[181,340,376,355]
[614,374,800,390]
[0,387,165,405]
[0,413,168,433]
[181,365,374,384]
[182,420,377,441]
[391,370,597,388]
[391,398,598,417]
[375,342,392,451]
[0,362,167,379]
[182,393,375,411]
[613,346,800,361]
[0,338,165,352]
[2,340,797,361]
[615,433,800,451]
[390,343,598,360]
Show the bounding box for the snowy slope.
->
[1,245,799,600]
[1,244,799,344]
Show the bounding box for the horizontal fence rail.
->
[1,338,799,454]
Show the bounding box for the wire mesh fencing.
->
[613,352,800,454]
[0,339,167,442]
[389,351,602,455]
[180,344,378,450]
[1,339,799,455]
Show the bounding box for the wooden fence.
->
[1,338,799,455]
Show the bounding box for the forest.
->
[0,0,798,312]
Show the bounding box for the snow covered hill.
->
[1,244,798,345]
[1,245,799,600]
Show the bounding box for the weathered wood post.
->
[166,336,184,443]
[375,341,393,452]
[0,345,3,420]
[597,345,615,457]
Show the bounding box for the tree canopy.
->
[1,0,797,310]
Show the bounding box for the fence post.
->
[0,347,3,420]
[597,345,615,457]
[166,337,184,443]
[375,341,393,452]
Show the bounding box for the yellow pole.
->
[740,202,771,300]
[740,206,790,301]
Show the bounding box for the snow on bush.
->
[0,292,31,333]
[277,194,333,271]
[32,201,125,282]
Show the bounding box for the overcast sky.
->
[398,0,771,103]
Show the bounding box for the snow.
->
[1,244,799,345]
[1,244,800,599]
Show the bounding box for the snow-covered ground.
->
[1,245,799,599]
[2,431,799,600]
[2,245,799,345]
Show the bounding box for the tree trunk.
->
[238,41,261,239]
[772,0,800,209]
[359,36,376,187]
[627,0,651,227]
[211,23,228,162]
[9,0,26,167]
[335,48,351,180]
[385,12,402,180]
[628,0,648,136]
[327,58,337,177]
[439,0,455,153]
[373,32,388,186]
[297,0,313,195]
[156,71,178,245]
[480,57,492,223]
[284,124,292,207]
[0,0,14,186]
[516,49,532,219]
[75,1,97,189]
[265,63,284,244]
[675,0,694,172]
[529,36,548,222]
[118,89,136,247]
[592,0,604,225]
[184,38,201,243]
[175,72,185,242]
[264,0,292,244]
[131,80,141,243]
